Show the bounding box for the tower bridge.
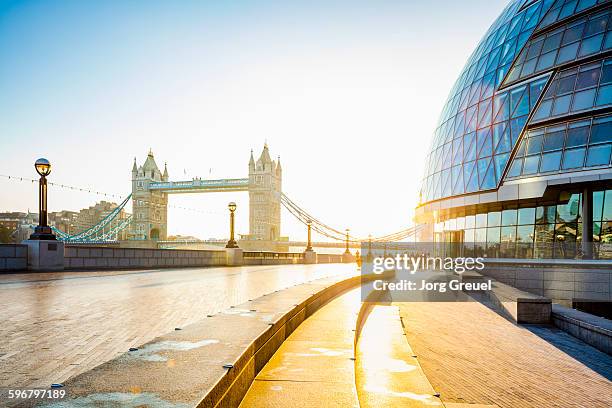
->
[130,144,283,249]
[41,143,417,247]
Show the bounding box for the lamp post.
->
[30,158,56,240]
[306,220,313,251]
[225,202,238,248]
[344,228,350,255]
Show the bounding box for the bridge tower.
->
[130,150,168,241]
[248,144,282,241]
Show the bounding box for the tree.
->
[0,225,14,243]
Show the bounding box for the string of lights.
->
[0,174,222,215]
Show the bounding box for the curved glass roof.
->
[420,0,612,205]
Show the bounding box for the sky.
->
[0,0,509,241]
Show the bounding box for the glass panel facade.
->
[506,6,612,85]
[433,189,612,258]
[420,0,556,203]
[532,57,612,121]
[507,113,612,178]
[537,0,610,31]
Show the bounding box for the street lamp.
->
[306,220,313,252]
[344,228,350,255]
[225,202,238,248]
[30,158,56,240]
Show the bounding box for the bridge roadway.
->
[0,263,353,389]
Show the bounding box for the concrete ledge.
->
[0,244,28,272]
[27,272,361,408]
[462,271,552,324]
[552,304,612,355]
[63,245,227,270]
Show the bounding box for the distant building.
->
[72,201,129,240]
[48,210,79,235]
[0,212,38,242]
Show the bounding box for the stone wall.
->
[315,253,344,264]
[1,244,348,272]
[481,259,611,305]
[0,244,27,271]
[64,245,227,270]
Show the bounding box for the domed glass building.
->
[416,0,612,259]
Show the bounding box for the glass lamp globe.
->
[35,158,51,177]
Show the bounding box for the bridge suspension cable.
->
[280,192,421,243]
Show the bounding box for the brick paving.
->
[0,264,352,388]
[398,300,612,408]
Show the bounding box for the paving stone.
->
[397,301,612,408]
[0,264,354,389]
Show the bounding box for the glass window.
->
[526,39,544,60]
[590,116,612,143]
[502,209,518,226]
[596,84,612,106]
[537,206,557,224]
[465,215,476,229]
[543,127,566,151]
[536,51,556,71]
[518,207,536,224]
[562,22,585,46]
[476,213,487,228]
[562,147,586,169]
[584,13,608,36]
[488,211,501,227]
[456,216,465,230]
[474,227,487,243]
[556,42,579,63]
[540,151,563,172]
[552,94,572,115]
[542,32,563,54]
[487,226,501,257]
[576,66,600,89]
[566,120,590,146]
[586,143,611,166]
[572,88,597,111]
[601,60,612,84]
[534,223,555,258]
[576,0,597,13]
[527,134,543,154]
[603,190,612,221]
[533,99,553,120]
[516,224,534,257]
[500,225,517,258]
[593,190,604,222]
[578,33,604,57]
[557,74,577,95]
[557,194,580,223]
[523,154,540,174]
[507,158,523,177]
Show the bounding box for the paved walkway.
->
[398,300,612,408]
[240,287,362,407]
[0,264,352,388]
